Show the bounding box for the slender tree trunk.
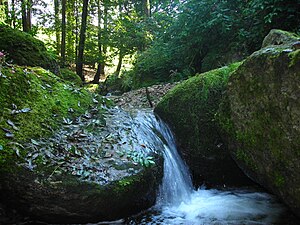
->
[101,1,108,74]
[93,0,103,84]
[11,0,16,28]
[26,0,32,31]
[21,0,28,32]
[75,0,79,62]
[76,0,89,82]
[61,0,66,67]
[54,0,60,55]
[114,50,123,77]
[143,0,150,17]
[3,0,9,24]
[66,0,76,63]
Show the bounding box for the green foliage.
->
[117,149,155,168]
[130,0,300,87]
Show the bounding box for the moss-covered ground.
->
[0,65,93,167]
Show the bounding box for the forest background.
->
[0,0,299,91]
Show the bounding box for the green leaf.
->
[0,145,3,150]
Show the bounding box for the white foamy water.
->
[110,110,287,225]
[124,110,284,225]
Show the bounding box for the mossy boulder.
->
[0,65,162,223]
[155,63,252,187]
[262,29,300,48]
[0,25,59,75]
[226,31,300,216]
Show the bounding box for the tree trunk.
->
[76,0,89,82]
[143,0,150,17]
[21,0,28,32]
[75,0,79,62]
[26,0,32,31]
[93,0,103,84]
[2,0,9,24]
[54,0,60,55]
[61,0,66,67]
[11,0,16,28]
[114,50,123,77]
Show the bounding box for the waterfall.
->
[126,110,286,225]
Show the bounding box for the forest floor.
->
[109,82,179,110]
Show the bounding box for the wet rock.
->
[262,29,300,48]
[0,108,163,223]
[227,30,300,217]
[155,64,254,187]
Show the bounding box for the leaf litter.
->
[20,103,158,185]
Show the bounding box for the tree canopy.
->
[0,0,299,87]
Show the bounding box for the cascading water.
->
[125,110,289,225]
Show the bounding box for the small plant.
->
[117,149,155,167]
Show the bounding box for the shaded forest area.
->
[0,0,299,90]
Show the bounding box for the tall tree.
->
[61,0,66,66]
[93,0,104,84]
[76,0,89,82]
[21,0,32,32]
[54,0,60,56]
[142,0,150,17]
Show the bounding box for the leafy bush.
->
[130,0,300,87]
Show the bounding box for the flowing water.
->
[123,110,293,225]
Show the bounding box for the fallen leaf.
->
[21,108,31,113]
[5,133,14,138]
[31,139,39,146]
[7,119,19,130]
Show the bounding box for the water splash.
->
[126,110,286,225]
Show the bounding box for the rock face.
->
[155,63,253,187]
[0,164,162,223]
[226,31,300,216]
[0,25,60,75]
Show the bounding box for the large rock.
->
[155,63,253,187]
[0,25,60,75]
[0,65,163,223]
[0,164,162,223]
[226,30,300,216]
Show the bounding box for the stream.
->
[121,110,295,225]
[1,109,297,224]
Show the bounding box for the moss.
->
[0,65,93,167]
[155,62,251,186]
[273,172,285,188]
[60,68,82,85]
[156,62,241,151]
[288,49,300,67]
[0,24,59,75]
[236,148,258,171]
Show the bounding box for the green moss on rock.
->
[227,31,300,217]
[0,25,59,75]
[60,68,82,85]
[0,65,93,166]
[155,62,252,187]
